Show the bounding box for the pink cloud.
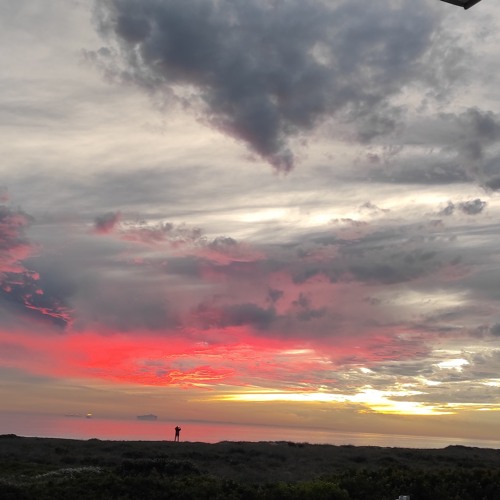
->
[93,211,121,234]
[0,207,34,277]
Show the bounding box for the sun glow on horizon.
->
[213,387,453,416]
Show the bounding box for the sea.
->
[1,412,499,449]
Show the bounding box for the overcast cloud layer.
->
[2,0,500,439]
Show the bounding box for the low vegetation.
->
[1,435,500,499]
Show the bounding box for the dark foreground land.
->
[2,435,500,499]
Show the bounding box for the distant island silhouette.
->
[136,414,158,421]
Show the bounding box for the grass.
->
[1,435,500,498]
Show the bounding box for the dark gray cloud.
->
[365,159,473,186]
[222,303,276,329]
[267,288,284,304]
[491,324,500,337]
[289,224,459,286]
[484,175,500,191]
[437,109,500,189]
[348,108,500,188]
[438,198,487,216]
[90,0,443,170]
[291,292,326,322]
[458,198,487,215]
[94,211,121,233]
[74,280,178,331]
[452,108,500,163]
[165,256,201,278]
[439,201,456,216]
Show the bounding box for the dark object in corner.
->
[440,0,482,9]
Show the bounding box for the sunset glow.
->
[215,389,451,416]
[1,0,500,444]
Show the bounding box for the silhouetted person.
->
[174,425,181,442]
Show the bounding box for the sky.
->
[2,0,500,441]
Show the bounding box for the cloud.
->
[94,211,121,233]
[0,205,36,310]
[2,193,491,394]
[453,108,500,163]
[9,189,480,364]
[439,201,456,216]
[0,204,33,276]
[458,198,487,215]
[221,303,276,330]
[0,204,73,327]
[90,0,443,170]
[120,221,203,246]
[0,187,8,203]
[355,106,500,188]
[438,198,487,216]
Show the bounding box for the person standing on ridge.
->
[174,425,181,442]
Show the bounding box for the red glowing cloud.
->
[0,317,429,395]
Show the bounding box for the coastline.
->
[2,412,499,449]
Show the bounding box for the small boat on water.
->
[137,414,158,421]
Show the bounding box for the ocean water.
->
[1,412,499,449]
